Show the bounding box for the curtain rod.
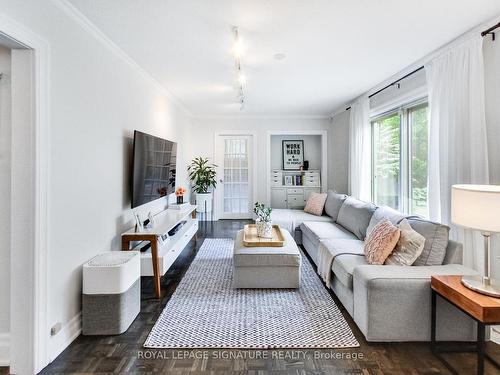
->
[345,66,424,111]
[482,21,500,41]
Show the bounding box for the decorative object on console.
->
[451,184,500,297]
[304,192,327,216]
[385,219,425,266]
[175,187,186,204]
[282,140,304,170]
[253,202,273,238]
[364,219,400,265]
[134,212,144,230]
[188,157,217,214]
[302,160,309,171]
[147,212,155,228]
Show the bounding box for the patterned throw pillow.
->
[304,192,328,216]
[364,219,400,265]
[385,219,425,266]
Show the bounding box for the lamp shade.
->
[451,184,500,233]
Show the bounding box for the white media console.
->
[121,204,198,298]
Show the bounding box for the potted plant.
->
[188,157,217,213]
[253,202,273,238]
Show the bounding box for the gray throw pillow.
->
[324,190,347,220]
[366,206,409,237]
[408,218,450,266]
[337,197,377,240]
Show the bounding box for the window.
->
[371,101,429,217]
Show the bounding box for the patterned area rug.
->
[144,238,359,348]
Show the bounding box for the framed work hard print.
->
[282,140,304,170]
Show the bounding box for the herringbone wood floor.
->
[3,220,499,374]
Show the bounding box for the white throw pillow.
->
[385,219,425,266]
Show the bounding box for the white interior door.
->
[217,135,253,219]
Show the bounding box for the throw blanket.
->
[317,239,365,288]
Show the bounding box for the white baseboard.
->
[49,313,81,362]
[0,332,9,366]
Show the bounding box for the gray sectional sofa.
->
[271,191,478,342]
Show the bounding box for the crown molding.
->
[50,0,193,117]
[191,114,330,120]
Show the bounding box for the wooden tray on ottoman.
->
[243,224,285,247]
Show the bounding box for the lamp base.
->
[461,275,500,298]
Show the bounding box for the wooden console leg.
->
[150,239,161,298]
[121,237,131,251]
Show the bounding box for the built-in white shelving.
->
[270,170,321,209]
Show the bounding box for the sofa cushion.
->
[300,222,357,248]
[324,190,347,220]
[363,219,401,265]
[385,219,425,266]
[408,218,450,266]
[337,197,377,240]
[332,254,367,289]
[271,209,333,234]
[366,205,409,237]
[304,192,328,216]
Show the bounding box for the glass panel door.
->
[409,104,429,217]
[372,113,401,210]
[218,135,253,219]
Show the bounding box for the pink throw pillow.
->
[364,219,400,265]
[304,192,327,216]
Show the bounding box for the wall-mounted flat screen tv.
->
[131,130,177,208]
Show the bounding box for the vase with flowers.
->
[253,202,273,238]
[175,187,186,204]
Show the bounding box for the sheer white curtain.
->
[425,35,489,270]
[348,96,371,201]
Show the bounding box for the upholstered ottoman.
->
[233,228,301,288]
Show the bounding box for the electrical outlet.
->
[50,322,62,336]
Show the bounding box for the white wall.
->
[328,110,349,194]
[190,117,330,208]
[0,0,194,366]
[270,134,321,171]
[0,45,11,365]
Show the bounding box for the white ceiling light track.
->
[232,26,246,110]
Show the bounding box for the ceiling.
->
[68,0,500,117]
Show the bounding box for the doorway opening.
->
[0,24,50,375]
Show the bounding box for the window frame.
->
[371,98,428,216]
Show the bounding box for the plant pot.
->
[196,192,212,213]
[176,196,184,204]
[256,220,273,238]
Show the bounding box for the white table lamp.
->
[451,184,500,297]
